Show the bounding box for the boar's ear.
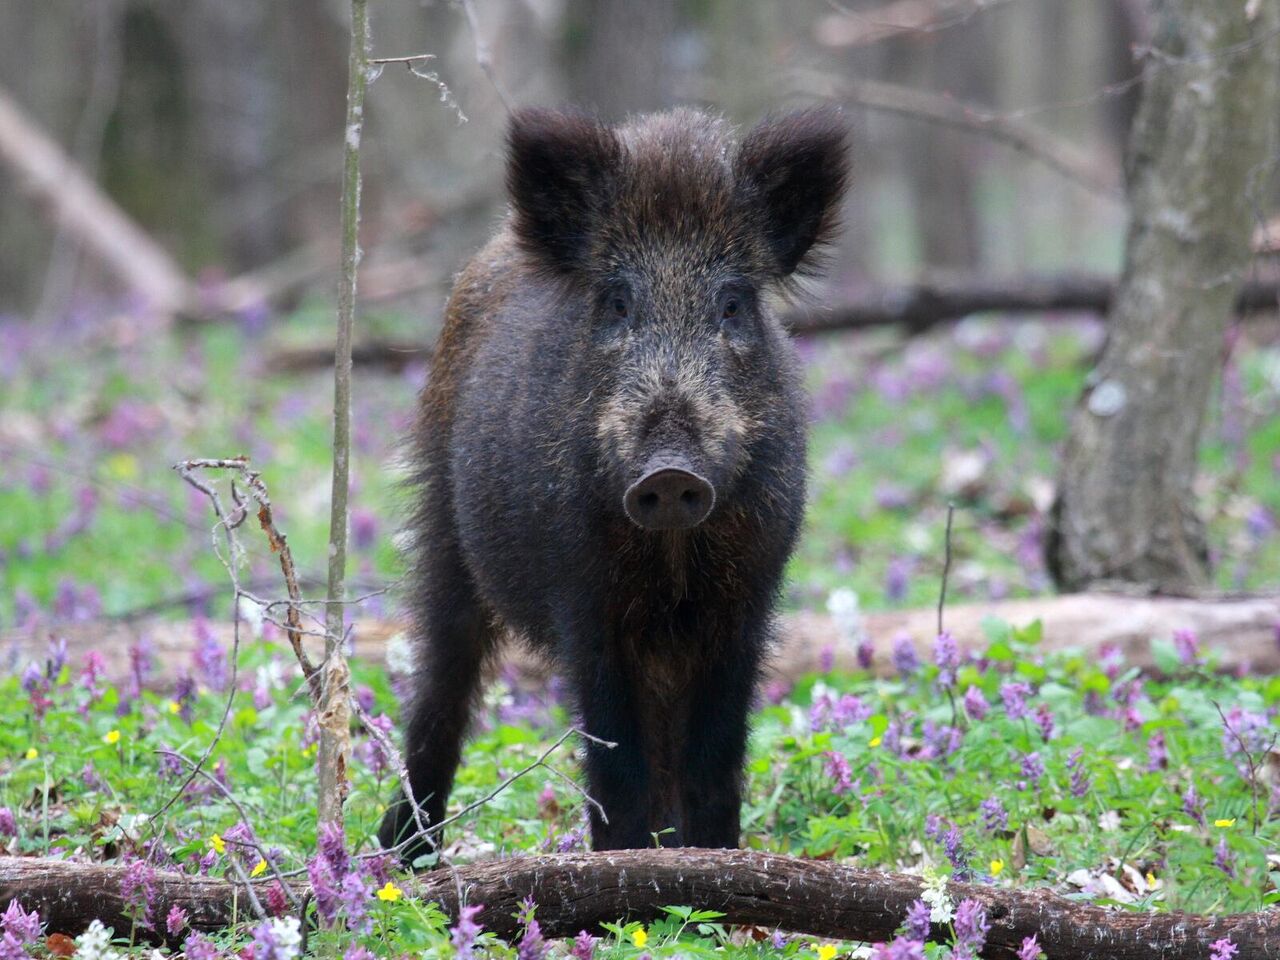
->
[737,108,849,278]
[506,107,621,272]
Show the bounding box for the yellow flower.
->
[868,736,882,748]
[1146,871,1157,888]
[104,730,121,745]
[24,747,38,760]
[989,859,1004,877]
[1214,818,1236,828]
[209,834,225,855]
[816,945,837,960]
[631,928,648,948]
[168,700,181,715]
[376,881,403,902]
[251,859,267,878]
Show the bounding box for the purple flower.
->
[824,751,853,795]
[517,917,548,960]
[1215,836,1235,878]
[193,618,228,692]
[1210,938,1239,960]
[318,821,349,875]
[1020,752,1045,789]
[0,810,15,839]
[338,870,374,933]
[307,859,340,926]
[1017,934,1043,960]
[344,948,375,960]
[856,638,874,670]
[182,933,220,960]
[903,899,930,940]
[165,905,188,936]
[892,636,919,677]
[1,900,41,943]
[173,675,197,724]
[943,826,971,880]
[1173,629,1200,667]
[1182,783,1205,825]
[921,721,962,760]
[933,632,959,688]
[356,713,396,777]
[351,508,380,551]
[870,938,926,960]
[1067,748,1090,799]
[1000,682,1032,720]
[1221,706,1271,775]
[885,557,913,603]
[1033,704,1055,742]
[924,814,945,843]
[1,930,31,960]
[451,903,484,960]
[127,640,154,698]
[119,858,157,928]
[265,882,290,917]
[962,686,988,721]
[570,931,596,960]
[980,796,1008,833]
[952,899,989,957]
[1146,731,1168,771]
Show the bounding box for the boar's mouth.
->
[622,453,716,531]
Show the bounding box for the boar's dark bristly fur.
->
[380,106,849,864]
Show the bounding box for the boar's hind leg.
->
[681,626,763,848]
[378,554,496,867]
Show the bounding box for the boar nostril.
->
[624,466,716,531]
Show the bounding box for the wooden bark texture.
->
[1048,0,1280,592]
[2,850,1278,958]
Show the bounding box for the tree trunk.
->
[1047,0,1280,593]
[5,850,1279,958]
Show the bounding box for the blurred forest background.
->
[1,0,1278,632]
[0,0,1144,312]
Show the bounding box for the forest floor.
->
[1,306,1279,957]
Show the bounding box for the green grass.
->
[1,618,1275,957]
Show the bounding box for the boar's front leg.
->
[681,616,764,848]
[570,648,659,851]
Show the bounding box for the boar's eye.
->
[611,295,629,319]
[719,291,749,336]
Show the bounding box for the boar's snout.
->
[623,457,716,531]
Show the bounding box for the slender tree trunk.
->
[1047,0,1279,593]
[317,0,368,830]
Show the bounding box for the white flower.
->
[255,916,303,960]
[826,588,864,643]
[74,920,121,960]
[255,658,285,692]
[920,869,954,923]
[1098,810,1122,832]
[237,595,265,640]
[385,632,415,676]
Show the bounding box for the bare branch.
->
[800,73,1122,199]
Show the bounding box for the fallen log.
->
[2,850,1276,958]
[5,592,1279,683]
[260,273,1280,373]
